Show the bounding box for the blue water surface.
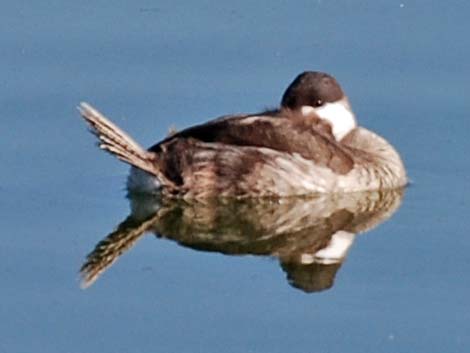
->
[1,1,469,352]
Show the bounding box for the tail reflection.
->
[81,190,404,292]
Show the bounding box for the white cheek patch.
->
[311,102,357,141]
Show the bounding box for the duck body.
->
[80,71,407,199]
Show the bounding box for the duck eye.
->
[315,99,323,107]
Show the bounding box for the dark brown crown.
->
[281,71,344,109]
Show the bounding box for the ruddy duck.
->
[79,71,407,198]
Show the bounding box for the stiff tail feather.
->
[78,102,171,187]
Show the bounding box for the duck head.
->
[281,71,357,141]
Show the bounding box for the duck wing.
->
[149,113,354,175]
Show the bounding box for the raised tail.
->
[78,102,170,186]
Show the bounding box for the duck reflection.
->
[81,189,404,292]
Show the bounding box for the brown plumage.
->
[79,71,407,198]
[79,104,354,198]
[150,110,352,173]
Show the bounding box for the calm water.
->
[2,1,470,352]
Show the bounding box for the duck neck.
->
[342,127,407,187]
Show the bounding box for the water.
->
[2,1,470,352]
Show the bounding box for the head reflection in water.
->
[80,189,405,292]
